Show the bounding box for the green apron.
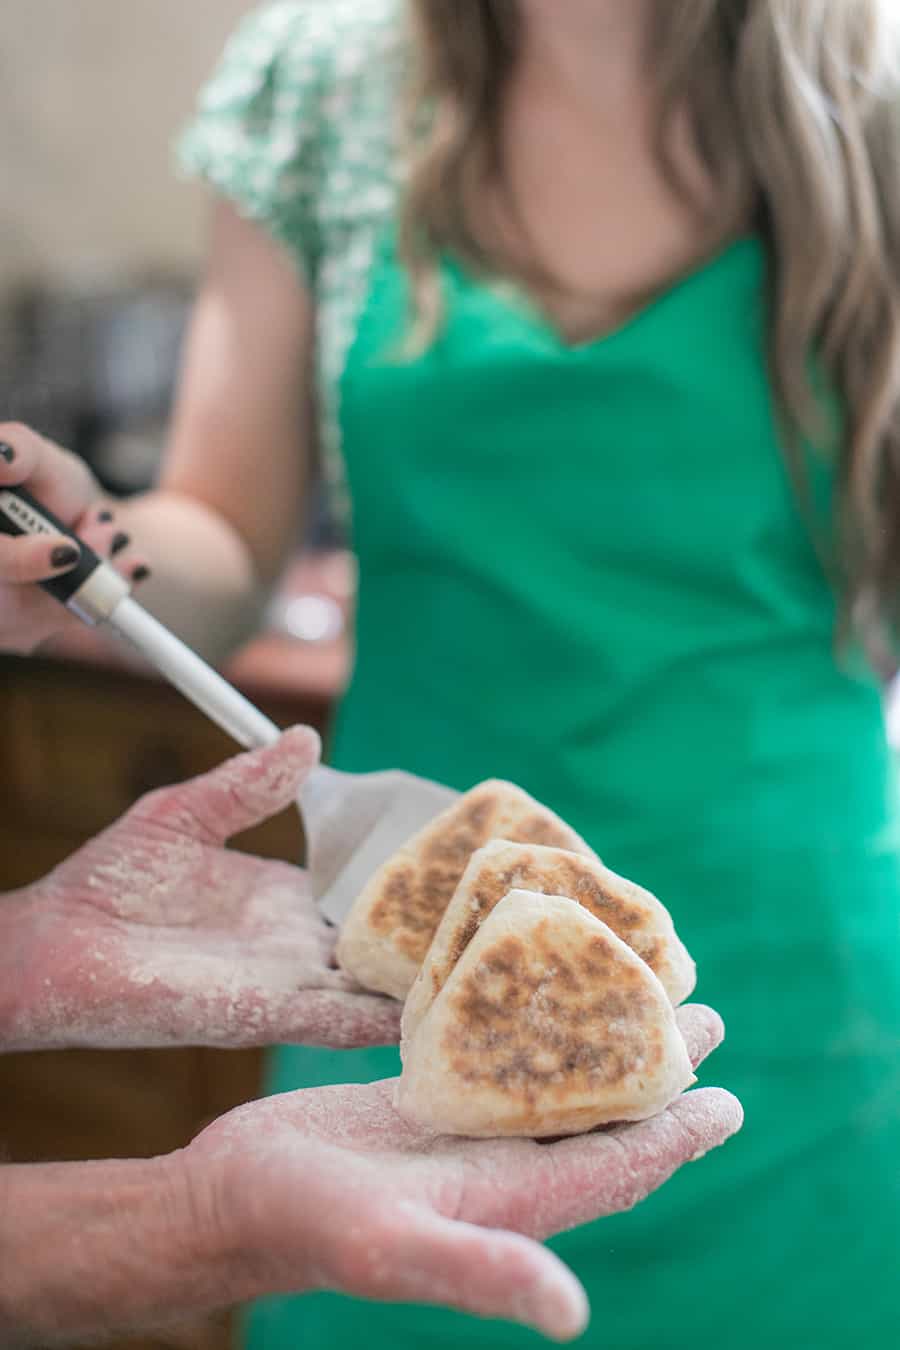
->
[248,234,900,1348]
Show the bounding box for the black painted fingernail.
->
[110,531,130,556]
[0,442,15,463]
[51,545,80,569]
[98,509,114,523]
[132,565,151,583]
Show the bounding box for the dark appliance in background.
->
[0,278,342,549]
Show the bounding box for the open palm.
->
[8,730,400,1051]
[189,1004,740,1340]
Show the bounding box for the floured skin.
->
[402,840,695,1047]
[336,781,594,999]
[396,890,695,1138]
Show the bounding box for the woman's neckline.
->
[445,234,763,354]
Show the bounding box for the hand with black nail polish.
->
[0,420,147,653]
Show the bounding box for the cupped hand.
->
[186,1005,742,1341]
[0,422,149,652]
[7,728,401,1050]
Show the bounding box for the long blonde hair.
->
[400,1,900,652]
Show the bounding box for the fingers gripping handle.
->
[0,486,289,755]
[0,484,129,622]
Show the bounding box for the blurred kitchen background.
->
[0,0,245,478]
[0,7,350,1350]
[0,0,349,658]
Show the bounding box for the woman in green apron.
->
[174,1,900,1345]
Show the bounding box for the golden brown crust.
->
[514,814,583,849]
[444,925,663,1110]
[366,787,504,961]
[396,890,695,1137]
[428,844,678,1001]
[339,782,596,996]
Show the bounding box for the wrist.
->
[180,1123,325,1308]
[0,1151,236,1344]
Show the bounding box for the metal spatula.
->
[2,484,459,924]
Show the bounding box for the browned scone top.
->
[396,890,695,1138]
[402,840,695,1043]
[336,780,595,999]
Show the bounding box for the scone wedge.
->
[397,889,695,1138]
[337,781,594,999]
[403,839,695,1046]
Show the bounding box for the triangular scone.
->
[403,840,695,1045]
[336,781,594,999]
[396,889,695,1138]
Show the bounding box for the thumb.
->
[364,1207,588,1341]
[132,725,321,844]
